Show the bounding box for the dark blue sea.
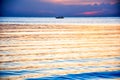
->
[26,71,120,80]
[0,70,120,80]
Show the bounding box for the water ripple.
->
[26,71,120,80]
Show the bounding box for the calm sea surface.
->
[0,17,120,24]
[0,17,120,80]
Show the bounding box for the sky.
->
[0,0,120,17]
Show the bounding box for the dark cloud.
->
[0,0,120,17]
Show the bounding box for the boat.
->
[56,16,64,19]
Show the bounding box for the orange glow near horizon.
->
[81,11,103,15]
[75,10,104,16]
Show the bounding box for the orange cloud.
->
[82,11,100,15]
[41,0,119,5]
[81,11,103,15]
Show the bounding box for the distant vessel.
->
[56,16,64,19]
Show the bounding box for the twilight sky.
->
[0,0,120,17]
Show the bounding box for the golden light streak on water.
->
[0,24,120,80]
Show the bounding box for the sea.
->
[0,17,120,80]
[0,17,120,24]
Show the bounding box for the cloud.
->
[81,11,103,15]
[41,0,119,5]
[1,0,120,17]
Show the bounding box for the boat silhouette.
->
[56,16,64,19]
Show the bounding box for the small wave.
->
[26,70,120,80]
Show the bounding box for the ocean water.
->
[0,17,120,80]
[0,70,120,80]
[0,17,120,24]
[26,71,120,80]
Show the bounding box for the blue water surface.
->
[26,70,120,80]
